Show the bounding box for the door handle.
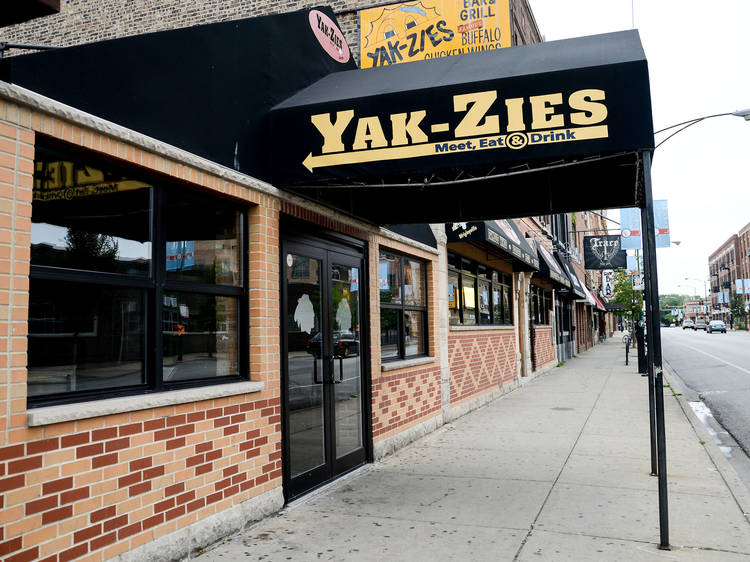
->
[313,356,323,384]
[334,356,344,384]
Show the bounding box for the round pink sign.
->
[309,10,350,64]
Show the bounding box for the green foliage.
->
[659,293,689,325]
[611,270,643,320]
[730,293,745,322]
[64,229,119,272]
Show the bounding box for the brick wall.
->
[0,93,283,562]
[447,330,517,405]
[371,365,442,440]
[533,326,555,369]
[0,397,281,562]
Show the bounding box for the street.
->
[662,326,750,456]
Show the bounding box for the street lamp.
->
[647,108,749,550]
[684,276,708,299]
[655,109,750,149]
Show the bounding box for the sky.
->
[528,0,750,298]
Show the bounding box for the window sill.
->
[450,325,515,332]
[27,381,264,427]
[533,324,552,328]
[381,356,436,372]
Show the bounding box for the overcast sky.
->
[528,0,750,297]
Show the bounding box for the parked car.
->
[306,331,360,358]
[707,320,727,334]
[682,320,694,330]
[695,319,707,331]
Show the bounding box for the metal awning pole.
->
[640,150,670,550]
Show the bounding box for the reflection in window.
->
[165,191,242,286]
[379,252,402,304]
[380,250,427,361]
[162,292,238,381]
[28,279,145,396]
[29,142,247,406]
[32,153,152,276]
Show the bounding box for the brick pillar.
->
[247,201,280,394]
[0,113,34,451]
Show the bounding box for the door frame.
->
[279,219,373,502]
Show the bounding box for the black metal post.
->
[640,150,670,550]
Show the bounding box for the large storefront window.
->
[379,251,427,360]
[28,142,247,406]
[448,254,513,326]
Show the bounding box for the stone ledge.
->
[381,356,436,372]
[27,381,264,426]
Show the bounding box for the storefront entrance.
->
[281,235,368,499]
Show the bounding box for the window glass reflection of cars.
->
[306,331,359,358]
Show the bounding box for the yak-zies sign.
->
[359,0,511,68]
[301,88,607,173]
[583,235,627,269]
[270,31,654,187]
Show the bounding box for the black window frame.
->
[379,250,428,361]
[447,253,513,327]
[28,138,249,408]
[530,284,552,325]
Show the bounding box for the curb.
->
[662,362,750,524]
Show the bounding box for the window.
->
[28,141,247,406]
[448,254,513,326]
[530,285,552,325]
[379,251,427,360]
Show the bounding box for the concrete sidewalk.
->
[200,337,750,561]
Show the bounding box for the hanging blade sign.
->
[584,235,626,269]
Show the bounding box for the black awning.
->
[532,240,570,289]
[269,30,653,224]
[1,0,59,26]
[0,8,356,181]
[446,219,538,271]
[385,224,437,249]
[555,253,587,299]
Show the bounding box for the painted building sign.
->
[359,0,511,68]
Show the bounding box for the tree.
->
[730,293,745,328]
[64,229,119,272]
[659,293,689,326]
[611,270,643,321]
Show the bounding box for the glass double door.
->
[283,241,366,499]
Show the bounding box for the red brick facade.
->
[448,330,517,405]
[533,326,555,369]
[372,366,442,440]
[0,397,280,561]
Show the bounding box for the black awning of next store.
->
[446,219,539,271]
[532,240,570,289]
[269,30,654,225]
[555,252,587,300]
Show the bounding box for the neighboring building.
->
[708,226,750,323]
[683,299,707,324]
[0,3,619,561]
